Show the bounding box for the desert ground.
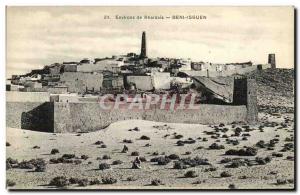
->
[6,69,295,190]
[6,112,294,190]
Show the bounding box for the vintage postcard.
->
[6,6,295,190]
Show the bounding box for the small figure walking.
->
[132,156,141,169]
[121,145,128,153]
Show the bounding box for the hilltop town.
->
[7,31,272,104]
[6,32,294,190]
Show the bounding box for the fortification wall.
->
[184,66,258,77]
[6,78,256,133]
[146,105,247,124]
[246,79,258,123]
[6,91,50,102]
[7,101,249,133]
[54,102,144,133]
[6,102,54,132]
[233,78,258,124]
[54,102,247,133]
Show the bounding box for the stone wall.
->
[182,65,259,77]
[7,101,250,133]
[233,78,258,124]
[246,79,258,123]
[6,78,257,133]
[6,91,50,102]
[6,102,54,132]
[54,102,247,133]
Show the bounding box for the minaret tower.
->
[140,31,147,58]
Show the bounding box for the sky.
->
[6,6,294,77]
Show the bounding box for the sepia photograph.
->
[5,6,295,190]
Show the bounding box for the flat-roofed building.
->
[60,72,103,93]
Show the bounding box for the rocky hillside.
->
[248,68,294,113]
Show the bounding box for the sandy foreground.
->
[6,112,294,190]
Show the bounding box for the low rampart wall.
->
[53,102,248,133]
[6,102,54,132]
